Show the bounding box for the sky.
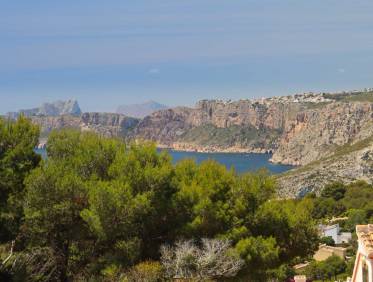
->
[1,0,373,113]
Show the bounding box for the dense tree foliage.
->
[305,255,346,281]
[320,182,346,201]
[297,180,373,279]
[0,116,40,242]
[0,115,371,281]
[1,128,320,281]
[319,236,335,246]
[308,181,373,231]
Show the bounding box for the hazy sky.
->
[1,0,373,113]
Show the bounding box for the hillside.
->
[277,136,373,198]
[133,98,310,152]
[271,101,373,165]
[21,89,373,196]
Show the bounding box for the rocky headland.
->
[32,112,139,139]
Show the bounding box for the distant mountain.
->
[116,101,168,118]
[7,99,82,118]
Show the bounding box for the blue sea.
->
[35,148,293,174]
[166,150,293,174]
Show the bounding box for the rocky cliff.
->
[133,98,311,152]
[80,112,139,137]
[271,102,373,165]
[32,112,139,139]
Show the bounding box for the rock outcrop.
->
[32,112,139,138]
[271,102,373,165]
[277,136,373,198]
[133,107,193,145]
[80,112,139,137]
[133,99,308,152]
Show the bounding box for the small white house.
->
[319,224,352,244]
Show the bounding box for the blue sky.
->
[1,0,373,113]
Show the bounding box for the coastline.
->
[37,139,297,166]
[157,143,299,167]
[156,143,274,155]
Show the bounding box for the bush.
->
[125,261,163,282]
[305,255,346,281]
[321,182,346,201]
[320,236,335,246]
[9,247,62,282]
[161,239,243,280]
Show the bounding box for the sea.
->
[35,148,293,174]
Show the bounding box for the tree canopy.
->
[0,116,40,242]
[1,128,319,281]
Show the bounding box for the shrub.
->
[161,239,243,280]
[320,236,335,246]
[126,261,163,282]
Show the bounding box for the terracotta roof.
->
[356,224,373,259]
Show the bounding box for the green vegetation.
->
[179,124,281,150]
[330,136,373,160]
[0,116,41,243]
[0,119,319,281]
[319,236,335,246]
[291,180,373,279]
[306,181,373,228]
[0,116,370,281]
[305,255,347,281]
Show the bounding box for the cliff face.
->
[80,112,139,137]
[31,115,81,136]
[192,100,303,130]
[133,99,308,152]
[277,136,373,198]
[133,107,194,145]
[271,102,373,165]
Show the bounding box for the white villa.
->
[319,223,352,244]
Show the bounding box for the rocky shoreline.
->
[157,143,274,154]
